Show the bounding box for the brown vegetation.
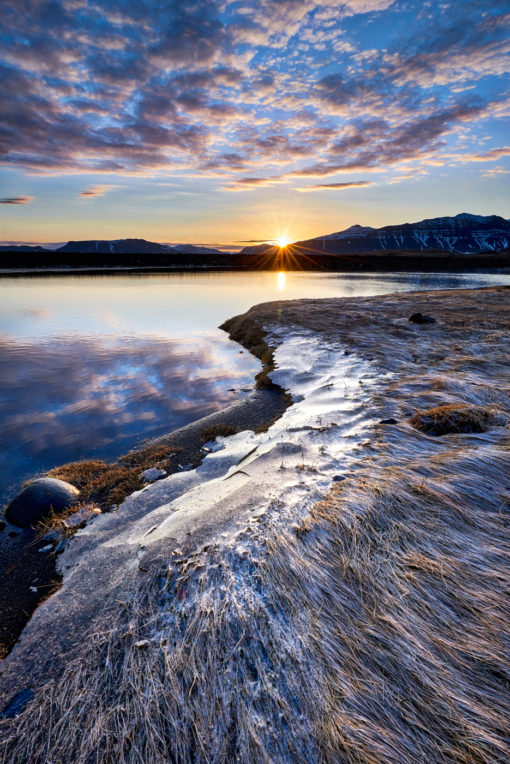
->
[200,423,240,442]
[410,402,504,436]
[47,442,180,510]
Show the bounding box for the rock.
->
[380,418,399,424]
[408,312,436,324]
[5,478,80,528]
[139,467,167,483]
[333,475,346,482]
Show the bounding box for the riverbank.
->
[1,286,509,763]
[0,375,289,658]
[1,248,510,275]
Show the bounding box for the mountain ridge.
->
[56,239,224,255]
[1,213,509,258]
[239,213,510,255]
[296,213,510,255]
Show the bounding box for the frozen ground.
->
[1,287,509,763]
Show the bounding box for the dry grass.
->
[47,443,180,511]
[35,502,102,541]
[1,287,510,762]
[3,442,509,763]
[410,403,505,436]
[200,423,240,442]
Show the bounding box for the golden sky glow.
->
[0,1,508,248]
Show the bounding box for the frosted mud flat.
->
[1,286,510,763]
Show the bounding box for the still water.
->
[1,269,509,504]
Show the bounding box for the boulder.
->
[5,478,80,528]
[409,312,436,324]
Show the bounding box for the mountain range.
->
[1,214,509,260]
[239,213,510,255]
[0,239,224,255]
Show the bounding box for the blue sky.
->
[0,0,509,247]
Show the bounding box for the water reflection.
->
[2,269,510,504]
[0,334,257,504]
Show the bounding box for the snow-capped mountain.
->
[298,214,510,255]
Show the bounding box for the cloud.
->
[221,176,285,191]
[296,180,373,191]
[288,101,486,177]
[79,187,107,197]
[481,167,510,179]
[0,196,33,204]
[0,0,506,184]
[464,146,510,162]
[79,185,119,198]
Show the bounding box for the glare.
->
[276,236,290,248]
[277,271,286,291]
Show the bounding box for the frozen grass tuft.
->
[47,442,181,510]
[410,402,505,436]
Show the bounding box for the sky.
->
[0,0,509,248]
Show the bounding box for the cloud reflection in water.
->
[0,334,258,504]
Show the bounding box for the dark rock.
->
[1,688,34,718]
[0,520,5,532]
[333,475,346,482]
[380,418,399,424]
[409,313,436,324]
[5,478,80,528]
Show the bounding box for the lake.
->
[1,269,510,505]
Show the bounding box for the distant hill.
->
[0,245,47,252]
[171,244,225,255]
[290,213,510,255]
[238,243,278,255]
[57,239,223,255]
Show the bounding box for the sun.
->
[276,236,290,248]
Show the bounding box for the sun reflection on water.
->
[277,271,286,291]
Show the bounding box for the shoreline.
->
[1,286,509,762]
[0,331,289,658]
[1,251,510,278]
